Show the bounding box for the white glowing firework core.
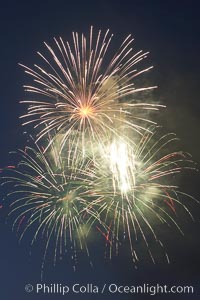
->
[109,141,136,194]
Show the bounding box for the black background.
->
[0,0,200,299]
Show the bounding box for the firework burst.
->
[20,27,163,157]
[0,142,103,268]
[91,128,197,262]
[0,27,198,274]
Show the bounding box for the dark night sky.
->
[0,0,200,299]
